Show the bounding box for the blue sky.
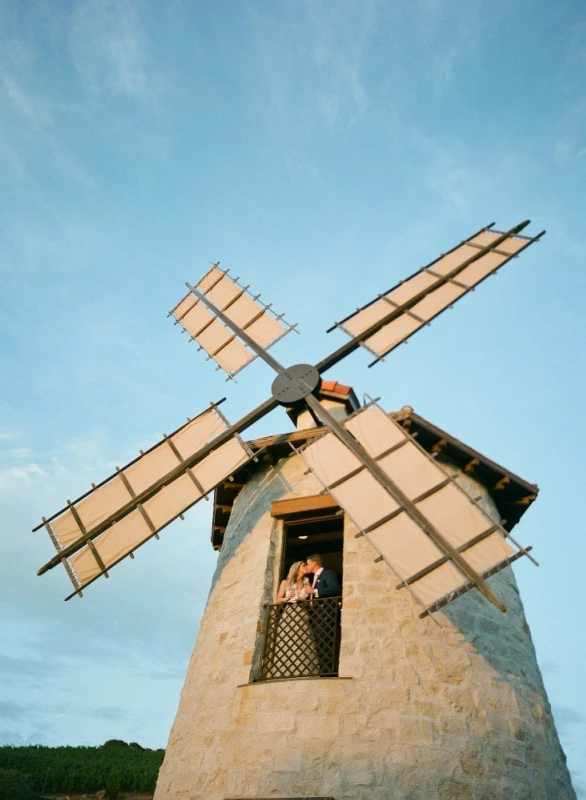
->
[1,0,585,793]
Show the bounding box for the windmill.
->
[35,221,577,799]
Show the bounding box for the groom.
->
[304,554,341,599]
[304,554,341,675]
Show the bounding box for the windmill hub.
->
[271,363,321,406]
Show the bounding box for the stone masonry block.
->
[370,709,399,730]
[432,642,472,667]
[438,777,473,799]
[343,759,376,786]
[396,716,434,745]
[414,699,442,719]
[256,711,295,733]
[394,665,420,686]
[367,685,410,709]
[436,715,468,736]
[448,688,476,714]
[405,641,432,661]
[295,714,339,738]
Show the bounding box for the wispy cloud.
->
[0,700,27,721]
[0,654,56,678]
[0,729,26,746]
[0,57,97,262]
[249,0,375,130]
[8,448,33,460]
[554,100,586,166]
[0,463,46,487]
[305,1,374,127]
[93,706,131,721]
[134,668,186,681]
[0,721,59,747]
[69,0,149,99]
[0,698,70,740]
[2,73,52,130]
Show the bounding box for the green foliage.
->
[0,743,164,794]
[0,768,32,800]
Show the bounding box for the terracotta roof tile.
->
[320,380,352,396]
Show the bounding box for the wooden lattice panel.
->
[259,597,342,681]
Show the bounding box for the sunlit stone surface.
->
[154,451,576,800]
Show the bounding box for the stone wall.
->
[154,452,576,800]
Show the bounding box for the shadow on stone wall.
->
[441,568,538,687]
[435,457,551,710]
[438,569,572,786]
[208,458,292,597]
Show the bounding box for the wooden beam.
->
[431,438,447,454]
[271,493,340,519]
[463,458,479,473]
[516,494,537,506]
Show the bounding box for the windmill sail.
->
[170,264,295,377]
[295,402,531,615]
[330,224,540,365]
[38,404,256,598]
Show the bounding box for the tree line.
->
[0,741,165,796]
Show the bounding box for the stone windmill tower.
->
[35,221,576,799]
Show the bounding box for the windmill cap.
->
[285,379,360,429]
[320,380,354,397]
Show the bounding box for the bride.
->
[265,560,319,678]
[276,560,311,604]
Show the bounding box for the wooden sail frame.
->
[36,401,267,597]
[60,439,262,600]
[35,399,228,532]
[35,219,544,614]
[36,397,280,576]
[291,399,535,616]
[169,264,297,378]
[319,221,544,372]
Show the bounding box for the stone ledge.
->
[237,677,353,688]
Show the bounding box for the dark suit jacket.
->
[314,568,341,598]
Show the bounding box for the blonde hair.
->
[285,560,304,584]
